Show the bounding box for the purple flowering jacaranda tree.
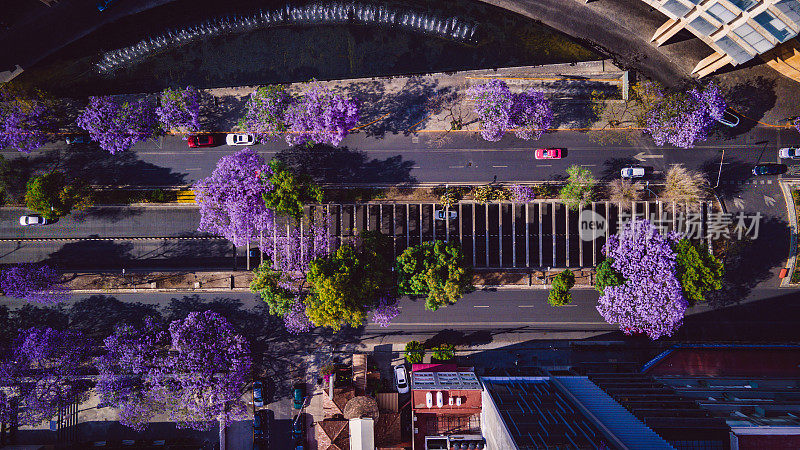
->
[508,184,537,202]
[0,263,70,304]
[284,83,359,146]
[0,98,49,153]
[194,148,275,247]
[645,82,726,149]
[156,86,201,133]
[240,85,292,140]
[76,95,158,154]
[0,328,90,426]
[95,311,251,432]
[596,219,688,339]
[467,79,552,142]
[283,298,313,334]
[369,297,401,327]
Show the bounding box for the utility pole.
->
[714,149,725,189]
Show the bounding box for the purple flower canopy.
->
[0,328,89,426]
[156,86,201,133]
[597,219,687,340]
[467,79,552,142]
[96,312,252,432]
[645,82,726,149]
[76,96,158,154]
[369,297,401,327]
[0,100,49,153]
[509,184,537,202]
[283,299,313,334]
[285,83,359,146]
[0,263,70,304]
[193,148,275,247]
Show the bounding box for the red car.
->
[188,134,216,148]
[535,148,562,159]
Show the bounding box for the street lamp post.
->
[714,148,725,189]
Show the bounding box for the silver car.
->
[620,167,645,178]
[779,147,800,159]
[394,364,409,394]
[19,215,49,226]
[226,133,256,146]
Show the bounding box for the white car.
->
[620,167,646,178]
[435,209,458,220]
[779,147,800,159]
[226,133,256,146]
[19,215,49,226]
[394,364,409,394]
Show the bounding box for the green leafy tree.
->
[559,165,596,210]
[595,259,625,294]
[548,269,575,306]
[262,160,323,221]
[25,172,90,220]
[305,234,391,331]
[404,341,425,364]
[249,261,296,316]
[431,344,455,361]
[396,240,474,311]
[674,238,724,305]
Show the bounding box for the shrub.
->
[548,269,575,306]
[472,185,510,203]
[560,165,596,210]
[404,341,425,364]
[431,344,456,361]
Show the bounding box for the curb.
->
[67,284,598,294]
[779,180,798,288]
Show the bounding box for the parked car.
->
[253,381,264,408]
[19,215,49,226]
[187,134,217,148]
[620,166,645,178]
[716,108,740,128]
[435,209,457,220]
[394,364,409,394]
[291,413,305,447]
[253,410,270,444]
[226,133,256,146]
[293,383,306,409]
[65,135,89,145]
[535,148,562,160]
[96,0,117,11]
[779,147,800,159]
[752,163,786,176]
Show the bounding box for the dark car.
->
[752,164,786,176]
[293,383,306,409]
[253,410,270,443]
[253,381,264,408]
[291,413,305,448]
[65,134,89,145]
[187,134,217,148]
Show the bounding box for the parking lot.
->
[251,200,716,270]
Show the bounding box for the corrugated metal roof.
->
[552,376,676,450]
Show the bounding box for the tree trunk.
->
[218,417,226,450]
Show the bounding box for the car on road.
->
[65,135,89,145]
[716,109,740,128]
[394,364,409,394]
[620,166,645,178]
[226,133,256,146]
[253,381,264,408]
[19,215,49,226]
[291,413,305,449]
[187,134,217,148]
[253,410,270,444]
[435,209,457,220]
[535,148,562,160]
[96,0,117,11]
[293,383,306,409]
[752,163,786,176]
[779,147,800,159]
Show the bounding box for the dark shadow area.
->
[550,100,597,130]
[71,206,144,224]
[199,91,247,132]
[45,238,135,270]
[346,77,444,137]
[718,76,777,137]
[276,144,416,185]
[661,28,697,46]
[68,295,160,341]
[423,329,493,348]
[707,216,790,308]
[9,304,70,333]
[700,157,753,199]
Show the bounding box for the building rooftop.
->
[644,346,800,378]
[412,371,482,391]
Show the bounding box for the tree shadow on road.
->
[699,158,753,199]
[45,238,134,270]
[199,91,247,132]
[68,295,160,341]
[717,76,777,138]
[72,206,144,224]
[275,144,416,185]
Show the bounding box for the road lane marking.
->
[492,165,508,168]
[580,164,596,167]
[518,305,536,308]
[448,165,463,169]
[473,305,490,308]
[536,164,553,167]
[382,321,615,327]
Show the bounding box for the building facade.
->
[641,0,800,76]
